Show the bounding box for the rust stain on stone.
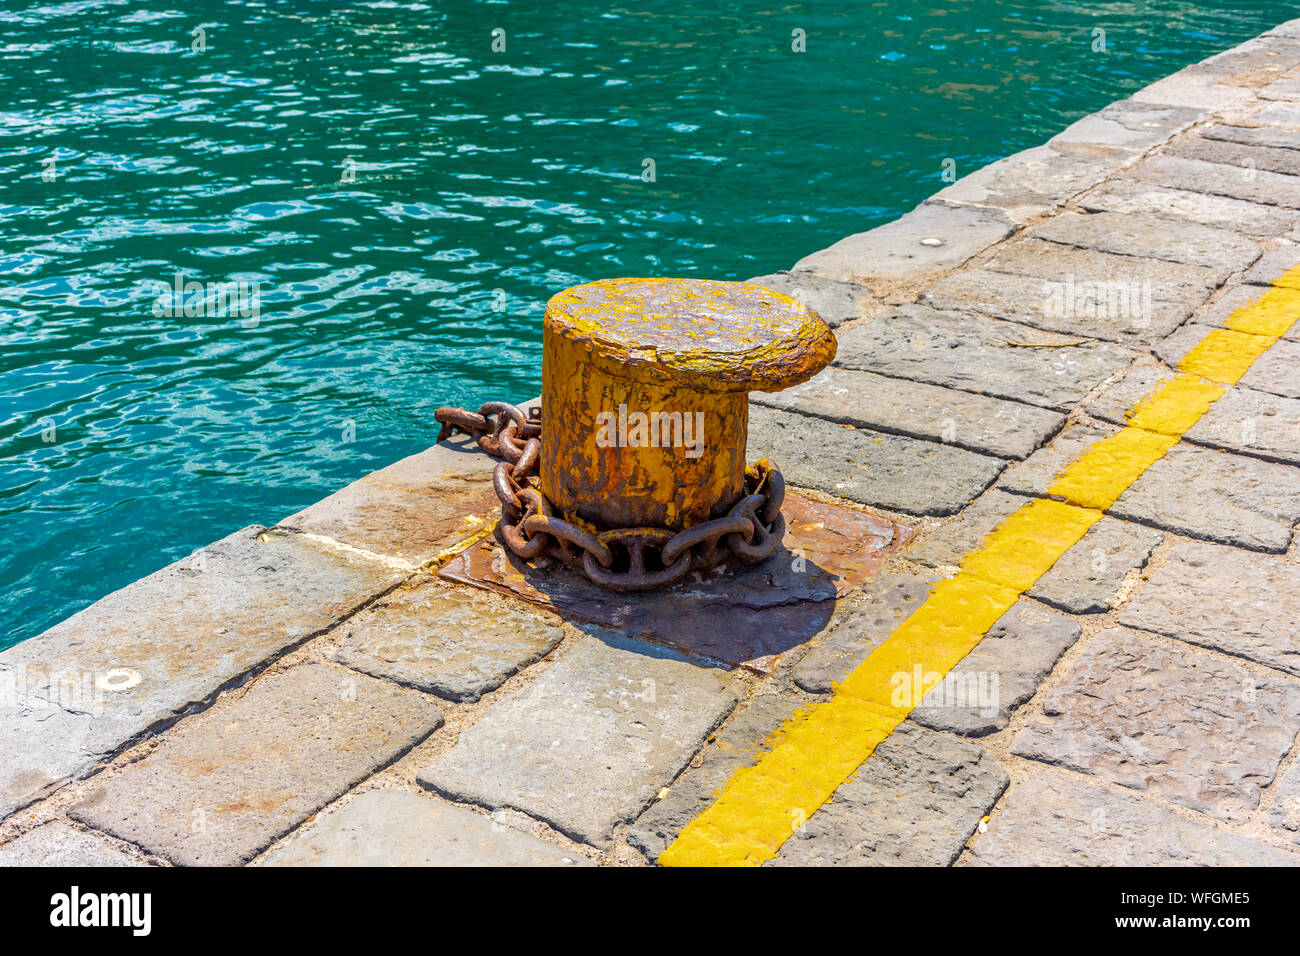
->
[439,490,912,673]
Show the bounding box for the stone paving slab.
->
[832,304,1136,412]
[0,822,141,867]
[769,723,1008,866]
[70,663,444,866]
[911,601,1080,737]
[1272,765,1300,847]
[1157,324,1300,399]
[744,271,875,328]
[907,488,1163,614]
[1088,366,1300,466]
[1027,210,1262,273]
[1012,629,1300,822]
[418,634,740,848]
[0,526,404,822]
[793,201,1015,282]
[793,574,1079,735]
[1203,122,1300,151]
[1186,32,1300,76]
[1128,154,1300,209]
[752,365,1064,459]
[920,267,1190,346]
[1168,132,1300,177]
[985,237,1226,305]
[928,145,1117,223]
[1244,244,1300,284]
[1132,69,1259,113]
[1257,102,1300,127]
[1076,178,1300,236]
[277,436,499,566]
[1001,421,1300,552]
[1261,77,1300,103]
[261,789,590,866]
[627,693,805,862]
[1048,99,1200,159]
[1120,539,1300,678]
[968,772,1299,866]
[747,403,1003,516]
[333,582,563,702]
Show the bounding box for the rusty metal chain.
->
[434,400,786,591]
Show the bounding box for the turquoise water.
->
[2,1,1294,649]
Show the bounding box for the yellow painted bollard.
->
[540,277,836,531]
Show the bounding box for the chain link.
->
[434,400,786,591]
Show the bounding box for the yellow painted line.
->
[660,269,1300,867]
[1180,328,1277,384]
[1047,429,1177,510]
[1225,284,1300,334]
[1126,373,1225,435]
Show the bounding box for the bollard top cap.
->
[544,277,837,392]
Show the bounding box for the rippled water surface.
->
[2,0,1295,648]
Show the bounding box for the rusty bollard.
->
[540,277,837,531]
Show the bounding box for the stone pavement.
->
[5,21,1300,867]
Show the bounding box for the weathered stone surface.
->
[418,634,740,848]
[969,773,1299,866]
[770,723,1007,866]
[793,201,1015,282]
[1128,154,1300,209]
[439,491,910,673]
[627,693,805,862]
[0,526,403,822]
[747,403,1003,516]
[1244,244,1300,284]
[261,789,590,866]
[1157,324,1300,399]
[1012,629,1300,821]
[1076,178,1300,236]
[1131,70,1257,112]
[1186,34,1300,77]
[910,601,1080,737]
[986,238,1225,304]
[921,267,1189,346]
[1028,211,1261,273]
[1120,539,1300,677]
[0,822,141,867]
[745,271,875,328]
[1257,102,1300,127]
[833,304,1135,412]
[1039,519,1165,614]
[792,568,942,695]
[1272,765,1300,847]
[277,434,500,566]
[928,145,1116,223]
[1203,122,1300,151]
[1260,76,1300,103]
[1001,421,1300,552]
[70,663,443,866]
[1049,100,1199,158]
[1088,365,1300,466]
[752,365,1063,459]
[333,582,563,702]
[907,488,1162,613]
[1168,134,1300,178]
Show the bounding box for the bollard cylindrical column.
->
[540,277,836,531]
